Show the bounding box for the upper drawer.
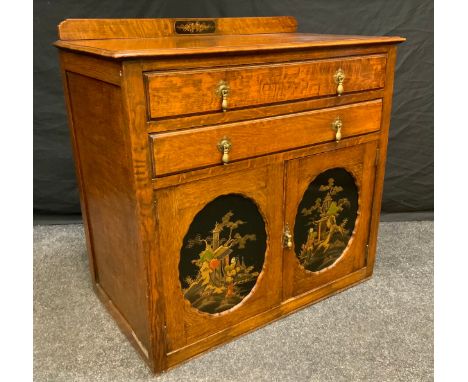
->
[150,99,382,177]
[145,54,386,120]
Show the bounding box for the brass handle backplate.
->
[283,224,293,249]
[216,81,230,112]
[331,117,343,142]
[334,68,345,96]
[217,137,232,164]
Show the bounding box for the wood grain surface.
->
[145,54,386,119]
[54,32,404,59]
[65,72,151,354]
[57,17,297,40]
[150,100,382,176]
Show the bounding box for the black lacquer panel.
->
[294,168,359,272]
[180,194,266,314]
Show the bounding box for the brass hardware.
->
[216,81,230,112]
[283,224,293,249]
[217,137,232,164]
[334,68,345,96]
[331,117,343,142]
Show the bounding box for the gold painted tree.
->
[183,211,259,313]
[299,178,352,271]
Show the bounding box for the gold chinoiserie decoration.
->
[296,178,355,272]
[334,68,345,96]
[217,137,232,164]
[331,117,343,142]
[175,20,215,34]
[180,195,266,315]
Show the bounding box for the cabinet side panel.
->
[366,46,398,276]
[66,72,149,350]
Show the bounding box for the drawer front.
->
[145,54,387,120]
[151,100,382,176]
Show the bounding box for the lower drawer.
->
[150,100,382,176]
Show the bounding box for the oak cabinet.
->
[55,16,404,372]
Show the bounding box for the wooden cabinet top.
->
[54,17,405,59]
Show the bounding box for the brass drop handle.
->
[283,224,293,249]
[334,68,345,96]
[217,137,232,164]
[331,117,343,142]
[216,81,230,112]
[221,88,229,112]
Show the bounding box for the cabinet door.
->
[156,164,283,351]
[283,141,378,299]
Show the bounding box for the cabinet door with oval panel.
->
[282,141,379,300]
[155,163,284,355]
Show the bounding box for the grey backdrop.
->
[34,0,433,219]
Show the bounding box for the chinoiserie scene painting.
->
[294,168,359,272]
[179,194,266,314]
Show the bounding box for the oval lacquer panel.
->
[294,168,359,272]
[179,194,267,314]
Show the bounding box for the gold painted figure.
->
[183,211,260,313]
